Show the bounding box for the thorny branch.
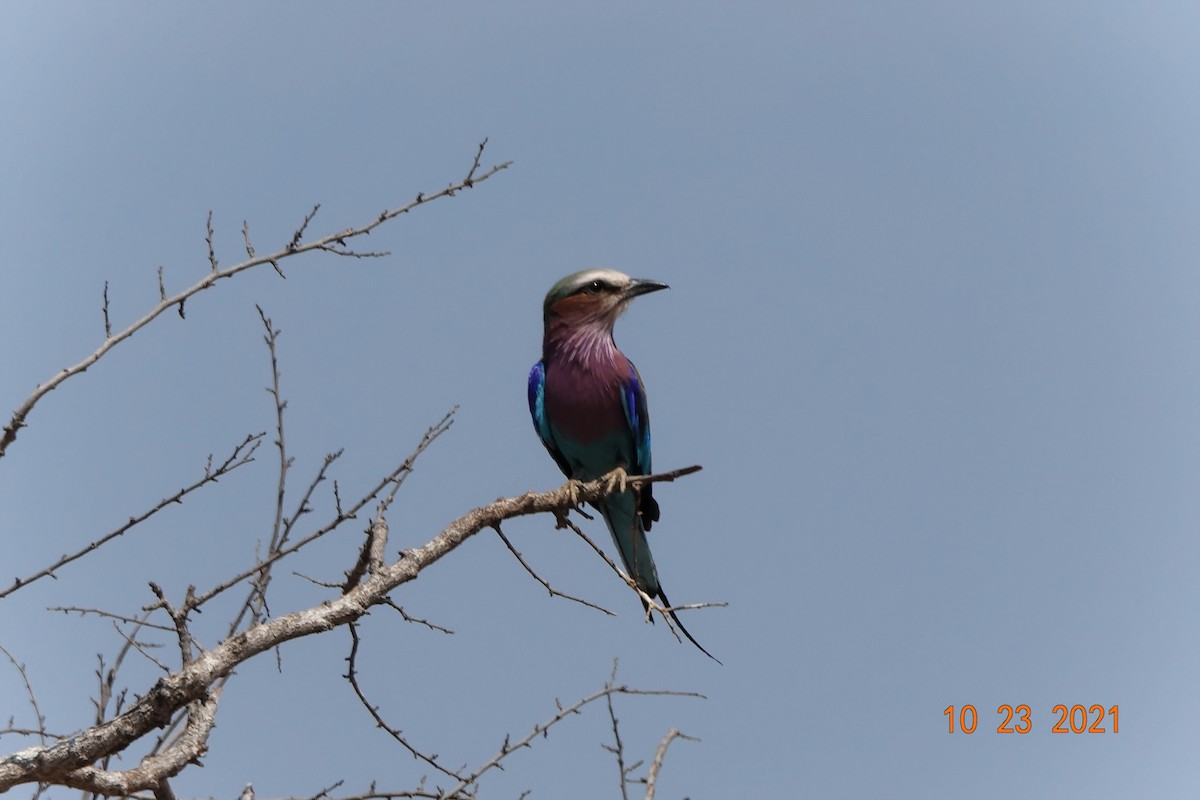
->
[602,659,699,800]
[0,433,264,599]
[232,304,299,633]
[0,644,47,746]
[643,728,697,800]
[92,613,157,779]
[604,665,633,800]
[182,408,455,616]
[0,142,715,795]
[46,692,219,795]
[145,338,450,759]
[0,140,510,461]
[493,523,615,616]
[345,623,467,783]
[439,668,704,800]
[240,673,698,800]
[0,465,713,792]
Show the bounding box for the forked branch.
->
[0,466,710,791]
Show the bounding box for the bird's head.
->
[542,268,669,331]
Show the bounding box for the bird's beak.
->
[624,278,669,299]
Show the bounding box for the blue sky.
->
[3,2,1200,797]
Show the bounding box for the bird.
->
[528,268,718,662]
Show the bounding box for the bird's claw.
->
[603,466,630,496]
[554,478,586,529]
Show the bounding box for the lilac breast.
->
[544,353,629,444]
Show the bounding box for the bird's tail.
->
[658,585,722,664]
[599,491,661,598]
[601,494,721,664]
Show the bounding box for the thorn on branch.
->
[102,281,112,339]
[464,138,489,186]
[205,211,218,273]
[290,204,321,251]
[242,220,256,259]
[343,518,383,594]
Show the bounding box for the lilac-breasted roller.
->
[528,268,717,661]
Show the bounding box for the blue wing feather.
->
[622,361,660,529]
[622,362,653,476]
[528,361,573,478]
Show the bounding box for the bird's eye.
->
[587,280,604,293]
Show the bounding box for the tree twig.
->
[344,623,466,783]
[493,523,615,616]
[0,142,510,461]
[642,728,697,800]
[0,645,47,747]
[441,671,704,799]
[0,433,264,599]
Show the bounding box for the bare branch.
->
[144,408,454,757]
[442,673,704,798]
[294,788,446,800]
[603,660,631,800]
[461,138,490,187]
[47,692,219,794]
[314,244,389,259]
[242,220,256,260]
[0,645,47,747]
[0,465,711,791]
[302,780,343,800]
[101,281,112,339]
[0,143,711,797]
[0,433,264,599]
[343,515,389,594]
[378,598,453,635]
[297,663,701,800]
[205,211,218,273]
[148,583,197,668]
[154,776,179,800]
[642,728,698,800]
[108,620,170,673]
[494,524,614,616]
[187,408,455,613]
[290,204,321,251]
[251,304,293,625]
[49,606,174,633]
[0,142,511,461]
[344,623,466,783]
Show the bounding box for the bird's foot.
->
[602,466,630,496]
[554,478,586,529]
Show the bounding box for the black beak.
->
[624,278,669,299]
